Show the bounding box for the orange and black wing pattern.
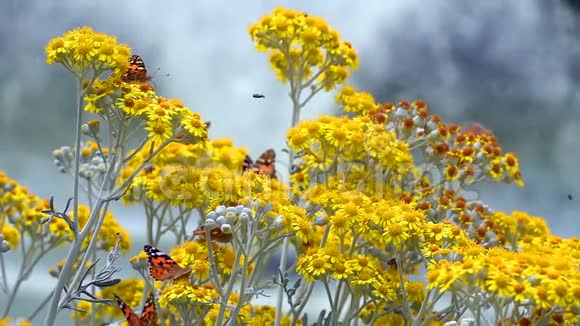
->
[192,226,233,243]
[143,245,192,281]
[115,292,158,326]
[122,55,151,83]
[243,149,277,179]
[139,292,158,326]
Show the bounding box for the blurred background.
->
[1,0,579,324]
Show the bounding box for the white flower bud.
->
[239,211,250,223]
[204,219,219,230]
[96,163,106,172]
[262,202,273,215]
[426,120,438,131]
[0,240,10,253]
[460,318,475,326]
[81,123,90,135]
[394,107,408,119]
[206,211,217,221]
[272,215,284,230]
[235,205,245,215]
[220,224,233,234]
[312,214,327,226]
[216,215,227,226]
[225,211,237,222]
[215,205,227,216]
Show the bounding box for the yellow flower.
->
[145,118,173,143]
[371,274,397,301]
[71,300,92,321]
[1,223,20,248]
[292,216,312,244]
[485,268,514,298]
[46,26,129,77]
[250,7,357,93]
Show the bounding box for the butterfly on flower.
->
[122,55,151,83]
[192,226,233,244]
[114,292,158,326]
[464,122,494,137]
[143,245,192,281]
[243,149,277,179]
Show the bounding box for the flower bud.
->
[3,183,14,192]
[96,163,106,173]
[394,107,408,119]
[272,215,285,230]
[235,205,245,215]
[81,123,91,135]
[215,205,227,216]
[261,202,273,215]
[460,318,475,326]
[312,214,327,226]
[239,211,251,223]
[206,211,217,221]
[215,215,227,226]
[220,224,233,234]
[87,119,100,134]
[204,218,219,230]
[0,240,10,253]
[225,211,237,222]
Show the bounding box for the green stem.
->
[214,244,243,325]
[44,169,111,325]
[71,81,92,236]
[275,68,302,326]
[290,282,314,325]
[0,254,8,293]
[2,239,29,318]
[3,241,54,318]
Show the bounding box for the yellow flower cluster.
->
[487,210,550,246]
[160,284,298,325]
[45,26,130,77]
[249,7,358,89]
[29,9,578,326]
[426,235,580,324]
[0,171,43,248]
[84,81,208,146]
[287,115,414,192]
[120,138,247,206]
[336,85,380,116]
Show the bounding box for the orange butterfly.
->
[464,122,494,136]
[192,226,233,244]
[243,149,277,179]
[122,55,151,83]
[143,245,192,281]
[114,292,158,326]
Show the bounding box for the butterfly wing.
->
[193,226,233,243]
[114,295,141,326]
[242,155,254,172]
[253,149,277,179]
[143,245,192,281]
[122,55,150,83]
[139,292,158,326]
